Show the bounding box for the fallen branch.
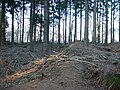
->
[67,58,98,67]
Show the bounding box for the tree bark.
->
[80,0,82,41]
[1,1,5,46]
[97,1,101,43]
[62,18,64,43]
[0,5,2,47]
[33,0,36,42]
[58,0,60,44]
[52,1,55,43]
[105,0,108,44]
[44,0,49,53]
[113,0,115,43]
[111,0,113,43]
[84,0,89,46]
[119,0,120,42]
[12,1,14,43]
[69,0,72,43]
[22,0,25,43]
[93,0,97,45]
[64,0,67,44]
[74,0,77,42]
[40,0,42,42]
[30,0,34,51]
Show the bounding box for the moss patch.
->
[106,74,120,90]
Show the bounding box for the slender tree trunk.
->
[113,0,115,43]
[17,21,19,43]
[57,0,60,43]
[97,2,100,43]
[34,24,36,42]
[19,9,22,43]
[52,2,55,43]
[74,0,77,42]
[64,0,67,44]
[119,0,120,42]
[1,1,5,45]
[111,0,113,43]
[63,18,64,43]
[44,0,49,53]
[52,16,54,43]
[33,0,36,42]
[98,19,100,43]
[69,0,72,43]
[105,0,108,44]
[93,0,97,45]
[102,14,104,43]
[22,0,25,43]
[12,2,14,43]
[40,0,42,42]
[0,5,2,47]
[113,12,114,43]
[97,1,100,43]
[30,0,34,51]
[102,1,105,43]
[47,2,49,44]
[80,0,82,41]
[84,0,89,46]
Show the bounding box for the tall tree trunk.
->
[0,5,2,47]
[64,0,67,43]
[58,0,60,44]
[47,2,49,44]
[74,0,77,42]
[69,0,72,43]
[19,9,22,43]
[44,0,49,53]
[113,0,115,43]
[80,0,82,41]
[40,0,42,42]
[22,0,25,43]
[12,2,14,43]
[63,18,64,43]
[30,0,34,51]
[1,1,5,45]
[98,2,101,43]
[34,24,36,42]
[52,16,54,43]
[33,0,36,42]
[98,19,100,43]
[52,1,55,43]
[105,0,108,44]
[93,0,97,45]
[111,0,113,43]
[17,21,19,43]
[113,12,114,43]
[84,0,89,46]
[102,1,105,43]
[102,14,104,43]
[119,0,120,42]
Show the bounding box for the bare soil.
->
[0,41,120,90]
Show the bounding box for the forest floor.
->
[0,41,120,90]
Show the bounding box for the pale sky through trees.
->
[5,3,119,43]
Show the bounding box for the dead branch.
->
[67,58,98,67]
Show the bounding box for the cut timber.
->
[47,55,58,61]
[33,58,45,65]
